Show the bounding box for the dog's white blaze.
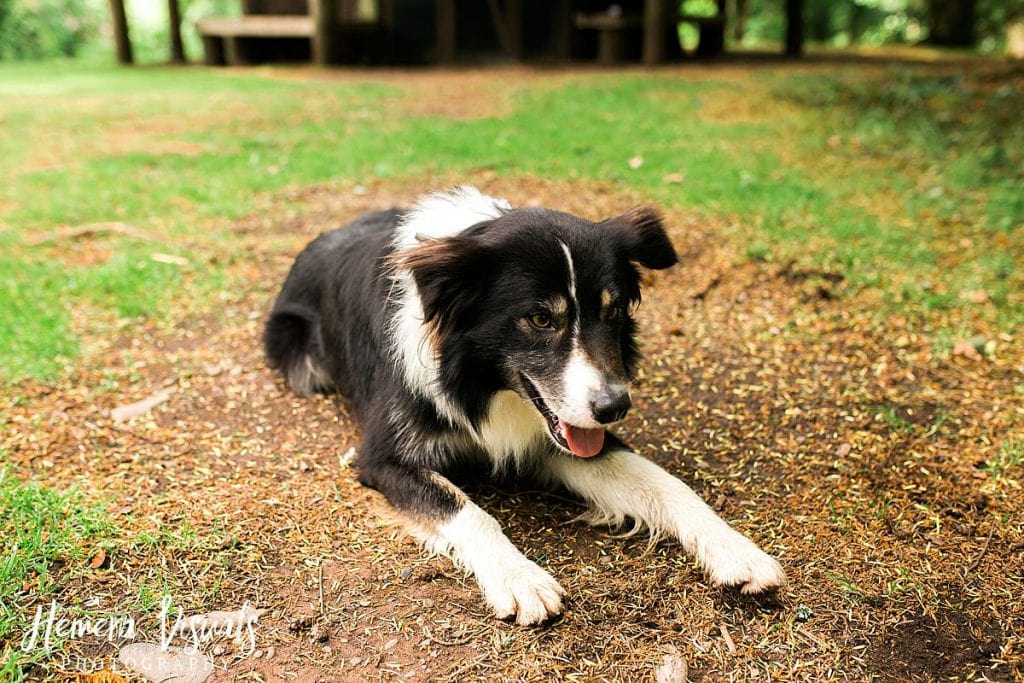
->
[430,503,564,625]
[558,341,604,428]
[544,449,787,593]
[558,240,580,336]
[477,390,546,471]
[389,187,511,427]
[558,240,576,299]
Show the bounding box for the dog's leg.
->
[543,447,786,593]
[359,461,564,625]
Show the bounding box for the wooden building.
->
[110,0,802,68]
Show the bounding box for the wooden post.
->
[436,0,456,62]
[108,0,133,65]
[507,0,522,60]
[553,0,572,60]
[784,0,803,57]
[643,0,666,65]
[312,0,337,65]
[167,0,185,63]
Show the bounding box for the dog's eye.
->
[528,312,553,330]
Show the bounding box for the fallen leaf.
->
[81,669,129,683]
[952,340,981,360]
[118,643,213,683]
[111,389,171,422]
[836,443,852,458]
[719,622,737,653]
[959,289,988,304]
[628,156,644,169]
[90,548,108,569]
[662,172,686,184]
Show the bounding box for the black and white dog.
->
[264,187,785,625]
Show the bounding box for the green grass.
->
[0,466,115,680]
[0,61,1020,381]
[985,439,1023,485]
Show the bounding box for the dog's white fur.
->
[543,449,786,594]
[432,501,565,625]
[391,187,785,624]
[558,343,606,429]
[389,187,511,429]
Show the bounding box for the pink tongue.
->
[559,420,605,458]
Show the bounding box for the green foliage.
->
[0,256,76,381]
[736,0,1014,49]
[124,0,240,64]
[0,466,115,677]
[0,0,103,60]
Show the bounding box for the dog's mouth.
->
[521,375,605,458]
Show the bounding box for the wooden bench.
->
[574,12,642,64]
[197,15,314,65]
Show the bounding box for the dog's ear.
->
[396,234,490,333]
[610,206,678,270]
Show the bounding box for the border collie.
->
[264,187,785,625]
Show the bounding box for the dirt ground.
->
[6,168,1023,682]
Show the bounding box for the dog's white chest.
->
[476,391,546,470]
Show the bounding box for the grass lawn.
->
[0,57,1022,681]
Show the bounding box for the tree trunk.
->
[312,0,337,65]
[732,0,747,43]
[167,0,185,63]
[643,0,668,65]
[848,0,867,44]
[784,0,803,57]
[108,0,133,65]
[436,0,456,62]
[926,0,976,47]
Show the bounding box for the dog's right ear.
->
[609,206,678,270]
[395,233,491,334]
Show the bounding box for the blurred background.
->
[0,0,1021,65]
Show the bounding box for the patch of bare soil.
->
[265,66,565,120]
[4,175,1022,681]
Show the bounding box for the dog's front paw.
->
[702,533,786,594]
[478,560,565,625]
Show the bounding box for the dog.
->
[264,187,785,625]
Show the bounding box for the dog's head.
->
[399,204,677,458]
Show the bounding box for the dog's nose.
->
[591,387,631,425]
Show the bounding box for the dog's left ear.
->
[395,233,490,334]
[609,206,678,270]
